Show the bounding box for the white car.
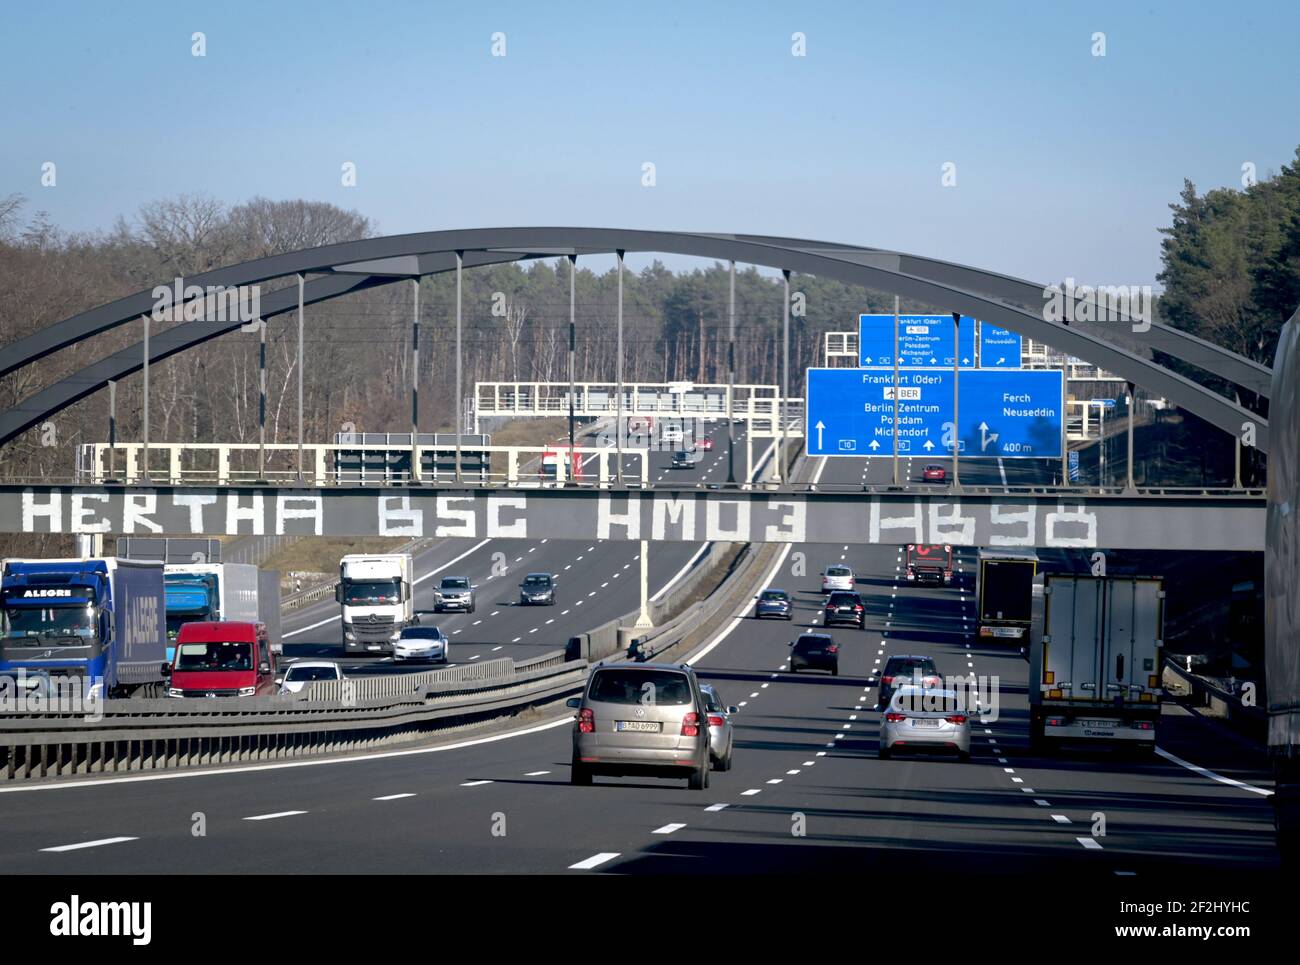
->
[821,564,854,593]
[393,626,449,663]
[277,661,343,696]
[879,687,972,761]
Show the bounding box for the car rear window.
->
[589,669,693,706]
[760,590,788,601]
[826,567,851,577]
[892,690,962,714]
[885,657,939,676]
[827,592,859,605]
[795,636,830,651]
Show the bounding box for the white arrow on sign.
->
[868,439,880,450]
[863,357,873,364]
[929,357,936,364]
[815,420,825,448]
[962,357,970,365]
[923,439,935,450]
[996,356,1006,365]
[978,421,1000,452]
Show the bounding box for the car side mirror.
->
[565,697,581,709]
[727,706,739,715]
[787,641,795,647]
[334,582,343,603]
[274,677,283,686]
[259,663,270,675]
[160,663,172,677]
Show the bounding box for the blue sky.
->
[2,0,1296,287]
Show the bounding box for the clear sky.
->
[2,0,1296,287]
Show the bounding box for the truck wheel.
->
[1028,718,1046,753]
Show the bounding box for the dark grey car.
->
[569,663,712,790]
[519,573,556,606]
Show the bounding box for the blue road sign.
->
[1068,450,1080,482]
[1091,398,1116,408]
[806,367,1064,459]
[978,322,1023,368]
[859,314,978,368]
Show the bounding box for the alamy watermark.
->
[1041,277,1152,332]
[890,672,1001,722]
[151,276,263,331]
[0,672,104,722]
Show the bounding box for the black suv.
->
[789,632,839,676]
[823,591,865,629]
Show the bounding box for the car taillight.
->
[578,708,595,733]
[882,675,894,685]
[923,676,941,687]
[681,712,701,737]
[1046,715,1066,727]
[1132,720,1154,731]
[885,712,906,722]
[854,605,863,611]
[707,715,725,728]
[827,645,838,653]
[945,715,967,724]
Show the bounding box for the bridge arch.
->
[0,229,1275,451]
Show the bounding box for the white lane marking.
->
[492,646,503,651]
[767,778,783,784]
[738,701,747,707]
[816,751,826,757]
[1077,837,1103,850]
[705,803,729,812]
[761,683,769,689]
[1051,814,1071,824]
[1155,747,1273,796]
[570,852,620,870]
[1034,799,1051,806]
[41,836,137,852]
[802,761,815,766]
[243,811,307,821]
[652,823,687,834]
[529,628,538,633]
[285,538,492,637]
[561,609,570,615]
[491,610,500,616]
[786,769,801,775]
[526,770,551,776]
[0,716,576,794]
[1021,787,1036,793]
[1003,768,1015,773]
[472,620,482,626]
[741,789,761,796]
[512,637,521,643]
[374,793,416,801]
[460,780,493,787]
[545,619,555,625]
[749,692,759,698]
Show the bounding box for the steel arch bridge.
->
[0,228,1276,451]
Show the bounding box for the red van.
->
[167,621,277,698]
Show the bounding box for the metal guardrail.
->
[0,650,580,782]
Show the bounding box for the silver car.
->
[569,663,712,790]
[434,576,475,613]
[393,626,448,663]
[879,687,972,761]
[701,683,738,771]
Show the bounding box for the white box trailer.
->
[1028,574,1164,753]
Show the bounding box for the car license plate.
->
[913,719,939,727]
[616,720,662,733]
[1080,719,1117,729]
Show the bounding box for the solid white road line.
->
[243,811,307,821]
[374,793,416,801]
[0,716,576,794]
[1155,747,1273,796]
[41,836,137,852]
[570,852,620,870]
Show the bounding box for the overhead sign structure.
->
[806,367,1064,459]
[859,314,978,368]
[978,323,1023,368]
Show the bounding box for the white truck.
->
[1028,574,1164,754]
[336,554,415,654]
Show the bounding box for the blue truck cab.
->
[0,558,168,700]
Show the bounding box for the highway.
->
[0,450,1276,875]
[278,425,759,674]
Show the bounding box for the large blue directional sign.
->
[978,322,1023,368]
[806,367,1064,459]
[859,314,978,368]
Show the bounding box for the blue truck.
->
[162,563,266,662]
[0,558,168,699]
